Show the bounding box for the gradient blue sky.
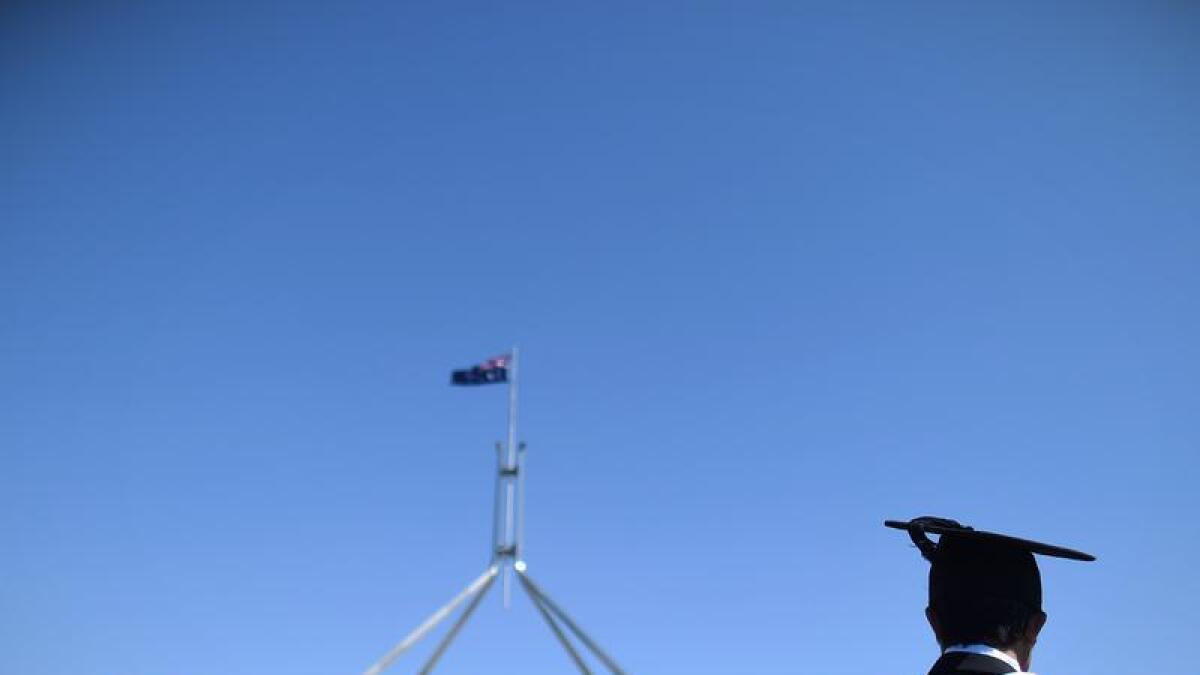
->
[3,2,1198,674]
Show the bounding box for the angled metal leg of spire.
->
[417,569,497,675]
[517,570,627,675]
[362,565,499,675]
[517,572,593,674]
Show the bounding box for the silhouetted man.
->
[885,517,1094,675]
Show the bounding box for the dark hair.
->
[931,596,1041,649]
[928,535,1043,649]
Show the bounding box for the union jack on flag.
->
[481,354,510,370]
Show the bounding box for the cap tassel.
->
[907,516,969,562]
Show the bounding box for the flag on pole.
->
[451,354,511,385]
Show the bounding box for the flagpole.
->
[512,351,526,566]
[360,348,628,671]
[503,345,520,608]
[508,346,519,468]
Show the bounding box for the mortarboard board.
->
[885,516,1095,613]
[885,517,1095,562]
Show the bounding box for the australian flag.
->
[451,353,511,386]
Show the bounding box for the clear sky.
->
[3,2,1198,674]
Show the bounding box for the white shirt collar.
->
[944,643,1032,674]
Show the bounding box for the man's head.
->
[924,533,1047,665]
[885,517,1094,670]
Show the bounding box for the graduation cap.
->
[885,516,1095,613]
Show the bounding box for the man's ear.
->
[925,607,944,647]
[1025,610,1047,646]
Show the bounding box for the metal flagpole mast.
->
[502,345,519,608]
[512,350,527,564]
[506,346,519,476]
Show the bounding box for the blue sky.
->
[2,2,1198,673]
